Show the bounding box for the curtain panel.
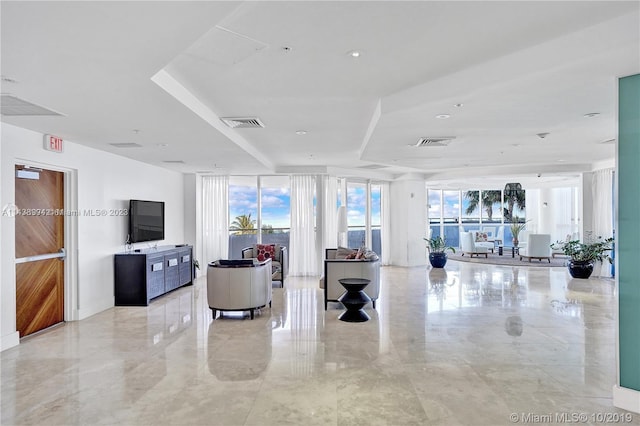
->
[289,175,318,276]
[202,175,229,264]
[380,182,391,265]
[592,168,614,277]
[322,176,338,250]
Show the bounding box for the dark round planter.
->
[568,260,594,279]
[429,252,448,268]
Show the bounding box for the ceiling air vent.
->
[220,117,265,128]
[415,136,456,147]
[110,143,142,148]
[162,160,185,164]
[1,94,63,116]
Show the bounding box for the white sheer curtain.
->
[202,175,229,263]
[552,188,573,242]
[592,168,614,277]
[381,182,391,265]
[289,175,318,276]
[322,176,338,250]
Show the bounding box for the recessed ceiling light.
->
[557,159,566,162]
[584,112,600,118]
[454,103,463,107]
[296,130,307,135]
[348,50,361,58]
[436,114,451,119]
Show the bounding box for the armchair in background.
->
[519,234,552,263]
[460,232,489,258]
[472,231,495,253]
[321,248,380,310]
[207,259,272,320]
[242,244,288,287]
[481,226,497,242]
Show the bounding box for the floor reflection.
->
[427,264,531,311]
[207,315,272,381]
[0,260,627,426]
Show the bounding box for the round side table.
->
[337,278,371,322]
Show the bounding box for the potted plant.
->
[553,236,614,279]
[510,216,528,247]
[424,236,455,268]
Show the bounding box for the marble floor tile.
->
[1,260,638,425]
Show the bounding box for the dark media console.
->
[114,245,193,306]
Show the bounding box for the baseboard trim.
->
[1,331,20,352]
[613,385,640,414]
[77,298,114,321]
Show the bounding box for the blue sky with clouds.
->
[229,180,381,229]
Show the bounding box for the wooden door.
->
[15,166,65,337]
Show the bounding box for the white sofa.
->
[460,231,489,258]
[321,248,380,310]
[207,258,272,319]
[519,234,552,262]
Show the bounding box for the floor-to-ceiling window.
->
[443,190,461,246]
[428,189,443,239]
[229,176,258,257]
[226,176,383,258]
[346,181,367,248]
[428,188,527,247]
[260,176,291,248]
[228,176,291,258]
[462,190,480,226]
[342,179,384,257]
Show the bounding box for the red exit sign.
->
[43,134,64,153]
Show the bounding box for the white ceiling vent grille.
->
[110,143,142,148]
[1,95,63,116]
[220,117,265,128]
[415,136,456,147]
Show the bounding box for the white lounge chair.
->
[460,232,489,258]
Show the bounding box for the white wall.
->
[389,176,427,267]
[184,174,197,248]
[1,124,185,351]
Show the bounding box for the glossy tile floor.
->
[2,261,638,425]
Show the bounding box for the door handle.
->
[16,248,66,264]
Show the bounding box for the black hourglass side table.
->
[337,278,371,322]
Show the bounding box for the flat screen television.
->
[128,199,165,243]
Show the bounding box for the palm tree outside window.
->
[230,213,257,235]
